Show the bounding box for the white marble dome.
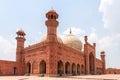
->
[63,31,82,51]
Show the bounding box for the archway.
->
[26,62,31,74]
[77,64,80,75]
[96,67,102,75]
[13,67,17,75]
[40,60,46,74]
[81,65,85,74]
[65,62,70,74]
[89,53,95,74]
[57,60,64,76]
[72,63,76,75]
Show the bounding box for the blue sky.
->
[0,0,120,68]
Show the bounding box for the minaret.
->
[16,28,26,63]
[45,9,59,42]
[45,9,59,76]
[101,51,106,74]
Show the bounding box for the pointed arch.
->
[72,63,76,75]
[57,60,64,76]
[89,53,95,74]
[13,67,17,75]
[26,62,31,74]
[77,64,80,75]
[39,60,46,74]
[81,64,85,74]
[65,62,70,74]
[51,15,53,19]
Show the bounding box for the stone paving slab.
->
[70,74,120,80]
[0,74,120,80]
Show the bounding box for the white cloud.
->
[88,27,98,43]
[99,0,120,68]
[88,28,101,58]
[98,34,120,51]
[0,36,16,61]
[99,0,120,34]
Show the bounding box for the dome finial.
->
[49,7,55,12]
[51,7,53,10]
[70,27,72,34]
[20,27,23,31]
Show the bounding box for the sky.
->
[0,0,120,68]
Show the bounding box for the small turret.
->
[16,28,26,63]
[93,43,96,47]
[100,51,106,74]
[84,35,88,44]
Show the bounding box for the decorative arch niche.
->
[57,60,64,76]
[89,53,95,74]
[26,62,31,74]
[39,60,46,74]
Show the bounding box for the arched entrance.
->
[26,62,31,74]
[77,64,80,75]
[39,60,46,74]
[13,67,17,75]
[65,62,70,74]
[96,68,102,74]
[89,53,95,74]
[72,63,76,75]
[81,65,85,74]
[57,60,64,76]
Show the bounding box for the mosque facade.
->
[0,9,106,76]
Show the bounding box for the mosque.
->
[0,9,106,76]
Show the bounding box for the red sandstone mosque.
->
[0,9,106,76]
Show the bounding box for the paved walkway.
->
[0,74,120,80]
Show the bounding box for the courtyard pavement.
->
[0,74,120,80]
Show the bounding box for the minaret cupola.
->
[16,28,26,38]
[16,28,26,63]
[46,9,58,20]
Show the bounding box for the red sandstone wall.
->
[24,43,47,74]
[57,43,84,65]
[23,41,104,75]
[56,43,85,74]
[96,59,103,68]
[0,60,25,76]
[106,69,120,74]
[95,59,103,74]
